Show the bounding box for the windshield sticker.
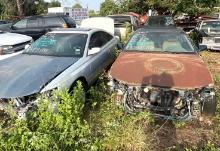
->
[75,49,81,55]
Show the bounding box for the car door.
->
[87,31,115,82]
[44,17,64,30]
[26,17,45,40]
[10,19,28,35]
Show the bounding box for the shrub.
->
[0,82,93,151]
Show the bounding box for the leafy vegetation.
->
[87,79,155,151]
[100,0,220,16]
[0,0,61,19]
[0,83,92,150]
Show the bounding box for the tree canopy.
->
[0,0,62,19]
[48,0,61,8]
[100,0,220,16]
[72,3,82,9]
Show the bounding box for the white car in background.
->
[0,31,32,59]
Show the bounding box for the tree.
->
[0,1,4,17]
[100,0,220,17]
[72,3,82,9]
[89,10,100,17]
[119,0,149,15]
[100,0,119,16]
[0,0,49,19]
[16,0,24,17]
[48,0,61,8]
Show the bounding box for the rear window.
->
[44,17,63,27]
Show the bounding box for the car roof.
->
[49,28,110,34]
[137,26,185,33]
[49,28,92,34]
[24,14,69,19]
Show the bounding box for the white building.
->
[48,7,89,21]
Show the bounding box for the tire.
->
[202,96,217,116]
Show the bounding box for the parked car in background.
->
[193,20,220,50]
[108,14,139,39]
[145,15,175,27]
[8,15,76,40]
[0,20,10,25]
[175,14,198,32]
[109,27,216,120]
[0,30,32,56]
[0,21,13,31]
[0,19,119,117]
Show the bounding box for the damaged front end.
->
[110,79,216,120]
[0,90,54,118]
[0,95,39,118]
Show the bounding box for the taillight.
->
[63,23,69,28]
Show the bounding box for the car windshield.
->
[201,21,220,30]
[125,31,195,53]
[23,33,88,57]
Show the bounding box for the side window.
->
[89,32,103,49]
[89,32,113,49]
[27,18,38,28]
[44,17,63,27]
[12,19,27,29]
[102,32,113,44]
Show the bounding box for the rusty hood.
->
[110,52,214,89]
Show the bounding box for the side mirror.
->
[88,47,101,55]
[198,44,207,52]
[25,44,30,49]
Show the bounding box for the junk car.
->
[109,27,216,120]
[108,14,139,39]
[193,20,220,50]
[0,18,119,117]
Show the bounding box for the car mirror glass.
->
[88,47,101,55]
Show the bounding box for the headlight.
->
[2,45,13,50]
[202,37,214,43]
[0,45,13,54]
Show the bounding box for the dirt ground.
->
[150,51,220,151]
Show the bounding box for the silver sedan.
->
[0,28,119,117]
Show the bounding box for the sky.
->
[45,0,105,11]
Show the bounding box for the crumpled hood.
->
[0,54,79,98]
[110,52,214,89]
[0,33,32,46]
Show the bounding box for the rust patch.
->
[145,58,184,74]
[110,52,214,89]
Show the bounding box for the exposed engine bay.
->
[0,95,39,118]
[112,80,216,120]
